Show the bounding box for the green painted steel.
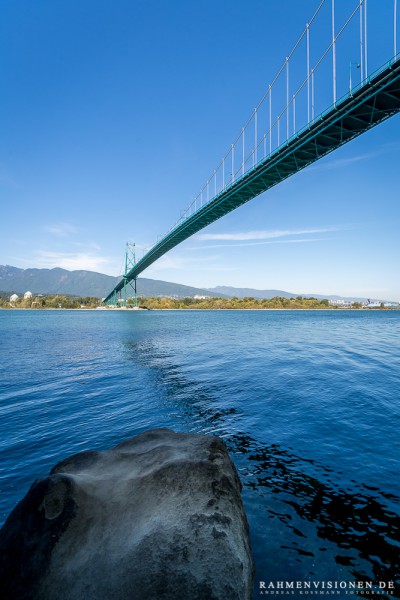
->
[121,243,138,307]
[104,57,400,305]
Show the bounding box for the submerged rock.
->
[0,429,254,600]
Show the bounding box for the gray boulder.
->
[0,429,254,599]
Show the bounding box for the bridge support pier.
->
[133,277,138,308]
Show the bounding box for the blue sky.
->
[1,0,399,300]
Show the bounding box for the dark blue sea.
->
[0,309,399,598]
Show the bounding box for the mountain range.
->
[0,265,382,302]
[0,265,224,299]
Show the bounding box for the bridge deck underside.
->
[104,58,400,303]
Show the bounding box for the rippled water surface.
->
[0,310,399,597]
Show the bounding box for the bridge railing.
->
[105,0,400,304]
[137,0,398,259]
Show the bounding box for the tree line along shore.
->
[0,293,390,310]
[0,294,100,309]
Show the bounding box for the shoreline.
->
[1,307,398,312]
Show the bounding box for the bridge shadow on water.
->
[123,339,400,599]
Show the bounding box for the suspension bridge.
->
[104,0,400,306]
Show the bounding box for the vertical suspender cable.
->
[242,128,245,175]
[311,70,315,119]
[395,0,398,57]
[231,145,234,182]
[286,58,289,139]
[293,96,296,134]
[349,61,352,94]
[364,0,368,78]
[269,86,272,155]
[360,0,364,84]
[214,170,216,196]
[254,109,258,163]
[332,0,336,103]
[307,24,310,122]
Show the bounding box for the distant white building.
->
[10,294,19,303]
[328,299,352,307]
[24,291,33,299]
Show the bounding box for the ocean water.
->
[0,309,399,597]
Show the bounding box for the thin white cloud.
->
[307,153,373,172]
[35,251,117,274]
[188,237,330,250]
[146,253,232,273]
[306,143,400,173]
[146,255,186,271]
[197,227,338,241]
[72,241,102,251]
[43,223,78,237]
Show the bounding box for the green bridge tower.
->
[123,242,138,307]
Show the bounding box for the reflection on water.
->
[124,338,400,599]
[239,439,400,594]
[1,311,399,600]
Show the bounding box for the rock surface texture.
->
[0,428,254,600]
